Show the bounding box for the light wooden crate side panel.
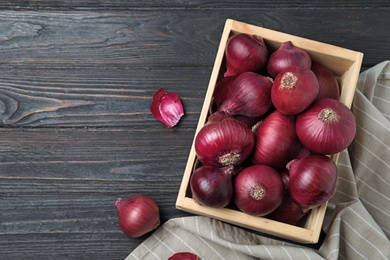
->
[178,197,316,244]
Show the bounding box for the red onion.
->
[169,252,198,260]
[234,165,284,216]
[311,61,340,100]
[295,146,312,159]
[296,98,356,154]
[224,33,268,77]
[288,155,337,209]
[271,66,319,115]
[252,110,303,170]
[234,114,263,129]
[279,168,290,190]
[266,169,307,224]
[115,195,160,238]
[195,114,254,167]
[267,41,312,78]
[213,75,238,106]
[190,165,234,208]
[267,193,307,225]
[218,72,273,117]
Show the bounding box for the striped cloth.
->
[127,61,390,260]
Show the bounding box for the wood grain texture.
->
[0,66,208,127]
[0,1,389,10]
[0,1,389,259]
[0,128,193,259]
[0,10,388,68]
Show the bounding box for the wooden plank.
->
[0,1,389,10]
[0,66,208,127]
[0,127,192,258]
[0,10,387,68]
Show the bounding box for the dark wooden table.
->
[0,1,389,259]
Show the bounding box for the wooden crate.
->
[176,19,363,244]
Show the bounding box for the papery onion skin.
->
[252,110,303,170]
[234,165,284,216]
[218,72,273,117]
[190,165,234,208]
[271,66,319,115]
[224,34,268,77]
[311,61,340,100]
[168,252,199,260]
[195,115,255,167]
[267,41,312,78]
[288,155,337,209]
[115,196,160,238]
[296,98,356,154]
[150,88,184,128]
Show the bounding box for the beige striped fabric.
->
[127,61,390,260]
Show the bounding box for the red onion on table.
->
[311,61,340,100]
[267,41,312,78]
[271,66,319,115]
[115,195,160,238]
[169,252,198,260]
[296,98,356,154]
[234,165,284,216]
[218,72,273,117]
[224,33,268,77]
[252,110,303,170]
[190,165,234,208]
[195,113,254,167]
[287,155,337,210]
[150,88,184,128]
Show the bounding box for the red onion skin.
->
[288,155,337,210]
[311,61,340,100]
[234,114,263,129]
[295,146,312,159]
[252,110,303,170]
[280,168,290,190]
[267,169,307,224]
[150,88,184,128]
[195,115,254,167]
[224,34,268,77]
[218,72,273,117]
[205,111,230,124]
[213,75,238,106]
[267,41,312,78]
[267,193,307,225]
[115,196,160,238]
[169,252,198,260]
[190,165,234,208]
[271,66,319,115]
[234,165,284,216]
[296,98,356,154]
